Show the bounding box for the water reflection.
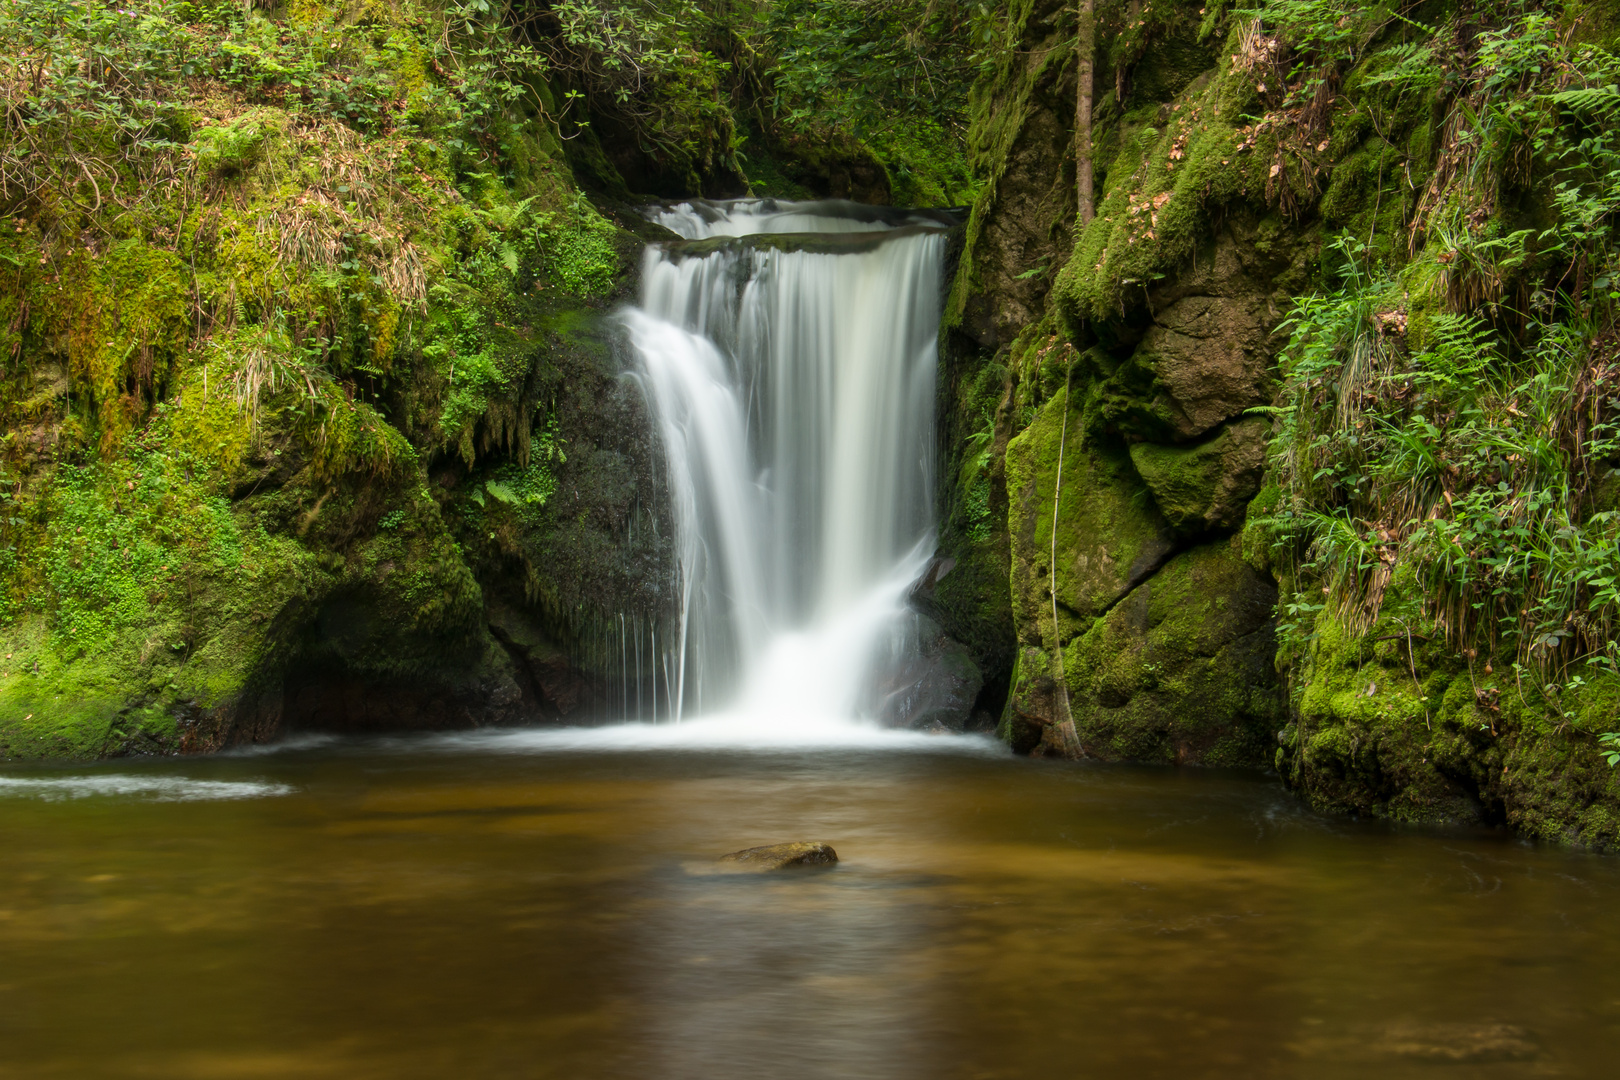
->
[2,744,1619,1078]
[633,771,940,1080]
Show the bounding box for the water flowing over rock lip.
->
[642,196,963,239]
[656,224,953,260]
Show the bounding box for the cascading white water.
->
[624,199,950,726]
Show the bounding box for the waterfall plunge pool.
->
[7,200,1611,1077]
[3,737,1620,1078]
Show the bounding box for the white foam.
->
[221,733,341,757]
[0,774,295,802]
[413,718,1004,755]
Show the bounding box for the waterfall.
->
[623,199,950,724]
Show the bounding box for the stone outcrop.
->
[943,0,1290,765]
[876,612,985,732]
[1128,417,1268,534]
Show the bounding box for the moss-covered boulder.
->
[1277,610,1620,846]
[1004,387,1175,649]
[1121,293,1277,441]
[1062,538,1280,766]
[1128,417,1269,533]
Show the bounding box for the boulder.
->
[1128,293,1274,441]
[1128,417,1270,534]
[1062,538,1282,766]
[1005,390,1176,647]
[719,842,839,870]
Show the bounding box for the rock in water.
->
[719,842,838,869]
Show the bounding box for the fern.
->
[1549,85,1620,116]
[1363,41,1440,90]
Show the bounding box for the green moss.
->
[1238,483,1282,573]
[0,0,671,757]
[866,120,979,206]
[1274,595,1620,846]
[194,113,274,176]
[944,0,1076,334]
[1004,384,1174,648]
[1062,539,1280,766]
[1127,417,1269,533]
[1050,34,1272,324]
[0,443,324,759]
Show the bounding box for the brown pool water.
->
[3,732,1618,1079]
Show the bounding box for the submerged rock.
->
[719,842,839,869]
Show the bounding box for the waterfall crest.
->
[625,199,948,724]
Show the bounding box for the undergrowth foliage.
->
[1254,1,1620,741]
[0,0,616,747]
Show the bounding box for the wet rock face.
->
[1005,404,1177,647]
[946,0,1078,350]
[1127,293,1275,441]
[1089,226,1288,446]
[876,613,984,733]
[1002,539,1281,766]
[1000,381,1282,764]
[719,842,839,870]
[967,104,1299,763]
[486,602,598,720]
[1061,539,1281,765]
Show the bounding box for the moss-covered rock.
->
[1005,386,1175,648]
[923,323,1017,718]
[1119,294,1276,440]
[1063,537,1281,766]
[946,0,1620,849]
[1277,610,1620,847]
[1129,417,1269,533]
[944,0,1081,350]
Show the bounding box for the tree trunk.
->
[1075,0,1096,226]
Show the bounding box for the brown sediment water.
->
[2,734,1619,1078]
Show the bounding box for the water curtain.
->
[624,199,950,722]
